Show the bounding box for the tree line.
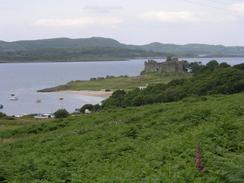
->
[102,61,244,108]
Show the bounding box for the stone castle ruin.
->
[143,57,185,73]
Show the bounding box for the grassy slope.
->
[0,93,244,182]
[39,73,190,92]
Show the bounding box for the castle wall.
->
[144,58,184,74]
[144,60,161,72]
[175,61,184,72]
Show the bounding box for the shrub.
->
[93,104,101,112]
[0,112,6,119]
[219,62,230,68]
[205,60,219,71]
[80,104,101,113]
[54,109,69,118]
[234,63,244,70]
[80,104,94,113]
[106,75,115,79]
[184,61,204,74]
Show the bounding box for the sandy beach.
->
[61,90,113,98]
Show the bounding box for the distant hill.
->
[0,37,244,62]
[139,43,244,57]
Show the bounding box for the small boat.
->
[34,113,54,119]
[0,104,3,109]
[36,99,42,103]
[9,96,18,101]
[9,94,18,101]
[59,97,64,101]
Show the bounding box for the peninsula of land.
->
[1,37,244,63]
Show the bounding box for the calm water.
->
[0,60,144,115]
[0,58,243,115]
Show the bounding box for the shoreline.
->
[57,90,113,98]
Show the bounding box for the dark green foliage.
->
[234,63,244,70]
[0,165,9,183]
[181,61,205,74]
[80,104,94,113]
[0,112,13,120]
[0,112,6,118]
[0,93,243,182]
[54,109,69,118]
[80,104,101,113]
[93,104,102,112]
[103,90,127,108]
[219,62,231,68]
[205,60,219,71]
[103,63,244,108]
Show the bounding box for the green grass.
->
[0,93,243,182]
[39,73,191,92]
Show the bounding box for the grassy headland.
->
[0,93,243,182]
[38,73,191,92]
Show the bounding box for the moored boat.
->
[9,94,18,101]
[36,99,42,103]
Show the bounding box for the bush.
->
[102,90,126,108]
[93,104,101,112]
[234,63,244,70]
[106,75,115,79]
[205,60,219,71]
[80,104,101,113]
[184,61,204,74]
[219,62,230,68]
[54,109,69,118]
[0,112,6,119]
[80,104,94,113]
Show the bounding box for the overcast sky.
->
[0,0,244,45]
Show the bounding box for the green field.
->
[39,73,190,92]
[1,93,243,182]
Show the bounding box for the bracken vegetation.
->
[0,93,243,182]
[0,61,243,182]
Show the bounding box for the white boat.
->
[34,113,54,119]
[9,94,18,101]
[9,96,18,101]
